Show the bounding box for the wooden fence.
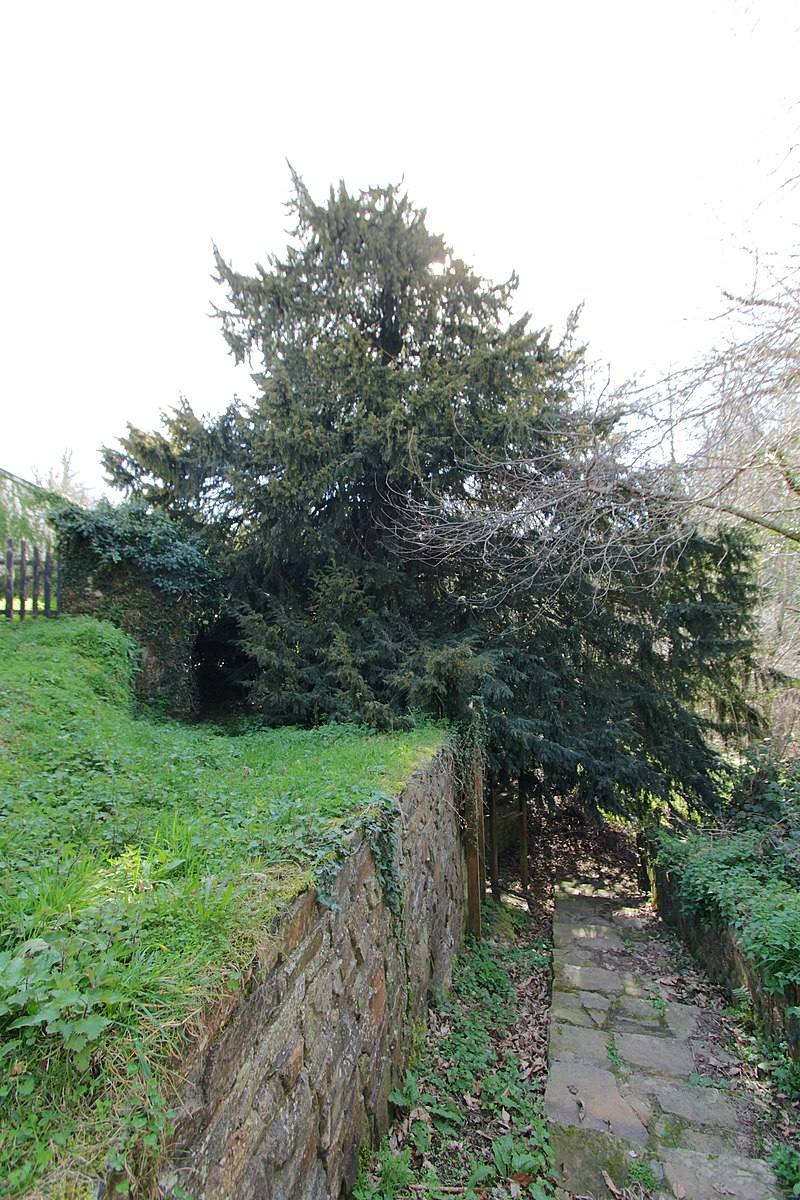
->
[1,539,61,620]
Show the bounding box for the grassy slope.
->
[0,617,445,1197]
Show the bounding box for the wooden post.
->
[44,547,53,617]
[489,776,501,900]
[465,746,483,940]
[5,540,12,620]
[18,540,27,621]
[475,749,484,928]
[519,777,530,892]
[56,554,62,615]
[32,545,40,616]
[477,776,486,903]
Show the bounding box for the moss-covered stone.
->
[549,1125,634,1198]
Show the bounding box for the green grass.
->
[0,617,446,1197]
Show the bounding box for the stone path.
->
[544,880,780,1199]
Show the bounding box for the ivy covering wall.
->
[52,501,216,716]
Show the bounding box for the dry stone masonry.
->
[545,881,780,1200]
[156,752,467,1200]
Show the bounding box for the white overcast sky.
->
[1,0,798,494]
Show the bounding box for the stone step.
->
[545,880,781,1200]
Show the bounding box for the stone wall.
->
[157,751,468,1200]
[648,858,800,1060]
[61,566,199,717]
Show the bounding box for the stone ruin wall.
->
[157,751,468,1200]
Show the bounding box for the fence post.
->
[465,746,483,940]
[489,775,501,901]
[44,547,53,617]
[4,540,12,620]
[519,778,530,892]
[19,540,27,621]
[32,545,40,616]
[477,774,486,904]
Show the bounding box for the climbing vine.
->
[51,501,218,715]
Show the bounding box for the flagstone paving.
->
[544,880,780,1199]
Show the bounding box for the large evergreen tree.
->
[104,175,758,815]
[105,176,576,726]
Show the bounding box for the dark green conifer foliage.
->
[105,175,575,728]
[104,175,758,815]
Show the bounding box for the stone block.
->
[545,1059,648,1144]
[558,964,624,994]
[549,1021,611,1068]
[236,977,304,1098]
[276,1034,305,1091]
[549,1123,642,1197]
[348,896,374,966]
[267,1117,319,1199]
[622,1075,740,1129]
[321,1064,365,1193]
[226,1155,268,1200]
[551,992,597,1029]
[554,921,624,952]
[660,1147,779,1200]
[279,891,318,956]
[368,961,387,1027]
[201,1108,266,1197]
[305,960,334,1016]
[336,928,359,990]
[168,1088,208,1149]
[201,988,267,1106]
[282,925,328,988]
[553,945,598,968]
[580,990,612,1011]
[665,1001,701,1039]
[259,1076,314,1168]
[303,985,342,1084]
[253,1076,283,1123]
[614,996,663,1026]
[298,1160,329,1200]
[614,1030,695,1078]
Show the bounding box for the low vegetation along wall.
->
[647,853,800,1060]
[156,753,468,1200]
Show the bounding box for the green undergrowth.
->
[354,901,555,1200]
[772,1143,800,1197]
[654,769,800,1196]
[0,617,446,1197]
[654,749,800,1002]
[655,825,800,1000]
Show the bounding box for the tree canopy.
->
[104,174,759,817]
